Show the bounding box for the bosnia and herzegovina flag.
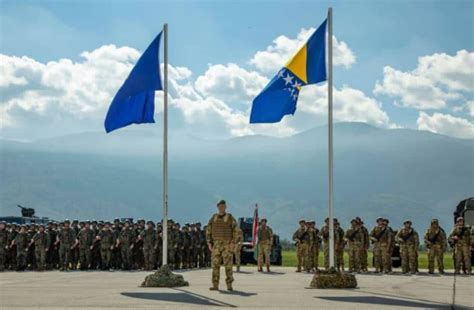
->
[104,32,163,133]
[250,20,327,123]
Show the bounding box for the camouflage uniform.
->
[293,225,310,272]
[234,228,243,270]
[117,227,136,270]
[0,224,7,271]
[181,227,192,269]
[359,223,370,272]
[76,227,95,270]
[257,225,273,270]
[335,224,345,271]
[370,223,392,273]
[345,223,364,273]
[155,227,163,268]
[167,226,178,268]
[424,222,447,274]
[320,223,330,269]
[206,212,238,290]
[140,227,156,271]
[309,224,321,271]
[448,221,471,274]
[57,227,76,270]
[32,229,50,271]
[98,228,115,270]
[396,225,419,274]
[14,230,29,271]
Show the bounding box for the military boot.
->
[226,282,233,291]
[266,265,270,272]
[209,283,218,291]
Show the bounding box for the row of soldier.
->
[293,216,472,275]
[0,219,212,272]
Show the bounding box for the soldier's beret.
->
[456,217,464,222]
[383,218,389,223]
[64,219,70,224]
[376,217,384,222]
[334,218,339,223]
[324,218,329,222]
[351,219,358,223]
[217,200,226,206]
[431,219,438,224]
[260,218,267,223]
[114,218,120,222]
[403,219,412,225]
[146,220,154,225]
[299,219,306,224]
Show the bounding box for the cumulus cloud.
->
[466,101,474,117]
[297,84,392,128]
[417,112,474,139]
[250,28,355,74]
[194,63,268,104]
[374,50,474,110]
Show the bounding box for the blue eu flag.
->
[104,32,163,133]
[250,20,327,123]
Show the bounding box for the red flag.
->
[252,204,259,248]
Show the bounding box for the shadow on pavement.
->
[219,290,257,297]
[121,291,237,308]
[316,296,451,309]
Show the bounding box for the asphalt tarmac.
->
[0,267,472,309]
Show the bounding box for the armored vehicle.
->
[0,205,50,225]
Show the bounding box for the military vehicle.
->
[0,205,50,225]
[237,217,282,265]
[453,197,474,265]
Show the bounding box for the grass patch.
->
[281,250,454,269]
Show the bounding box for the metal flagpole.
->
[162,23,169,266]
[327,8,335,268]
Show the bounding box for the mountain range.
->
[1,122,472,239]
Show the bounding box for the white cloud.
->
[374,50,473,110]
[250,28,355,74]
[194,63,268,104]
[466,101,474,117]
[297,84,392,128]
[417,112,474,139]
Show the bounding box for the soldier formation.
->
[293,216,472,275]
[0,218,211,272]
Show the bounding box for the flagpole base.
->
[309,268,357,289]
[141,264,189,287]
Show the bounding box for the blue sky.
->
[1,0,473,140]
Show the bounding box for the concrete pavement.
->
[0,267,472,309]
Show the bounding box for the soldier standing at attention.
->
[96,222,115,271]
[11,225,29,271]
[30,224,50,271]
[257,219,273,273]
[309,221,321,272]
[370,217,392,274]
[448,217,471,275]
[334,219,346,271]
[345,219,363,273]
[139,221,157,271]
[56,220,76,271]
[155,223,163,268]
[320,218,330,270]
[234,227,243,272]
[293,220,310,272]
[75,221,95,270]
[396,220,419,274]
[206,200,238,291]
[116,220,135,270]
[356,217,369,272]
[424,219,447,274]
[0,221,7,271]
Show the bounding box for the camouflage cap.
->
[217,199,226,206]
[403,219,412,225]
[456,217,464,222]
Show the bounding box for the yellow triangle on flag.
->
[285,45,308,84]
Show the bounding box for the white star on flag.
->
[278,70,285,78]
[283,74,294,85]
